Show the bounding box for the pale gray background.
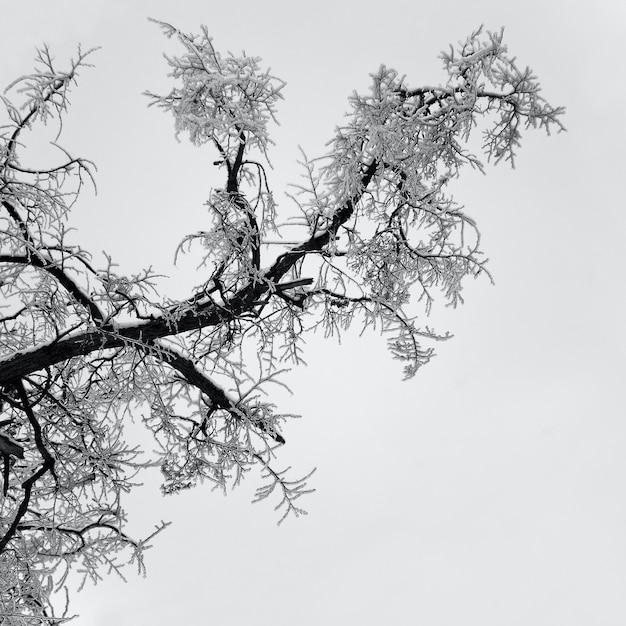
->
[1,1,625,624]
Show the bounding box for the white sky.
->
[2,1,626,625]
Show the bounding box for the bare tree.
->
[0,21,564,623]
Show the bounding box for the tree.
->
[0,21,564,623]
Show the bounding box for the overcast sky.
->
[2,1,625,625]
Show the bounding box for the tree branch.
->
[0,161,377,384]
[1,199,106,324]
[148,341,285,444]
[0,379,56,554]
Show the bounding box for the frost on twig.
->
[253,463,316,525]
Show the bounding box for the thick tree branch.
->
[149,341,285,444]
[1,199,106,324]
[265,159,378,283]
[0,161,377,384]
[0,379,55,554]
